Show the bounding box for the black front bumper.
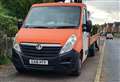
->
[12,49,79,72]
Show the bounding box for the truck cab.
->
[12,3,94,76]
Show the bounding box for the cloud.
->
[85,0,120,24]
[85,0,120,12]
[86,5,110,24]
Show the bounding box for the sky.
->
[84,0,120,24]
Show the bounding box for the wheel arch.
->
[80,49,83,61]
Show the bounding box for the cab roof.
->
[32,3,86,8]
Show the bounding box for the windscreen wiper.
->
[24,25,78,29]
[24,25,50,28]
[54,26,78,29]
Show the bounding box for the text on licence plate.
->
[29,59,48,65]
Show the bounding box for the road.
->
[100,38,120,82]
[1,37,119,82]
[0,51,100,82]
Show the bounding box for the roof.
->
[114,22,120,27]
[32,3,86,8]
[107,23,113,27]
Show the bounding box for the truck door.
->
[82,8,90,62]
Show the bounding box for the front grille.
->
[20,43,62,57]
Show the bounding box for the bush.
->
[0,14,17,65]
[91,24,100,35]
[0,55,11,65]
[0,14,18,37]
[0,0,54,19]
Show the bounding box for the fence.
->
[0,32,13,64]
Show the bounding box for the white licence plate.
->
[29,59,48,65]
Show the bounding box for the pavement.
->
[100,38,120,82]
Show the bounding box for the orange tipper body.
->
[12,3,99,76]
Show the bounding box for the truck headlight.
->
[13,35,21,52]
[13,42,21,52]
[60,34,77,55]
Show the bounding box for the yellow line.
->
[94,42,106,82]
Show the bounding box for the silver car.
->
[106,33,113,39]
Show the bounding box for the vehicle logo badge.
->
[36,44,42,50]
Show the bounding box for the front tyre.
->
[70,57,82,76]
[12,54,26,73]
[15,66,26,73]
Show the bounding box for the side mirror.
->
[82,24,87,31]
[82,21,92,32]
[100,32,103,36]
[17,20,23,30]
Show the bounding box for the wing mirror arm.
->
[17,20,23,30]
[82,24,87,31]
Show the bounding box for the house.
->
[113,22,120,33]
[106,23,113,33]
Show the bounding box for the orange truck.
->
[12,3,100,76]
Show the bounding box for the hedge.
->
[0,14,18,37]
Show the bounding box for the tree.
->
[0,0,54,19]
[0,2,8,15]
[0,14,17,37]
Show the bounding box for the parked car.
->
[106,33,113,39]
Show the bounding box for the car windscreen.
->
[24,6,81,28]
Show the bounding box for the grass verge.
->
[0,55,11,65]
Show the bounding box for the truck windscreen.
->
[24,6,81,28]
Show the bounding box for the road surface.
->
[0,52,101,82]
[0,37,106,82]
[100,38,120,82]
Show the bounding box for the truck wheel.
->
[70,58,82,76]
[15,66,26,73]
[12,51,27,74]
[95,40,100,51]
[13,61,27,73]
[88,43,95,57]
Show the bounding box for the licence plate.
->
[29,59,48,65]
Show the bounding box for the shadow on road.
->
[15,71,77,79]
